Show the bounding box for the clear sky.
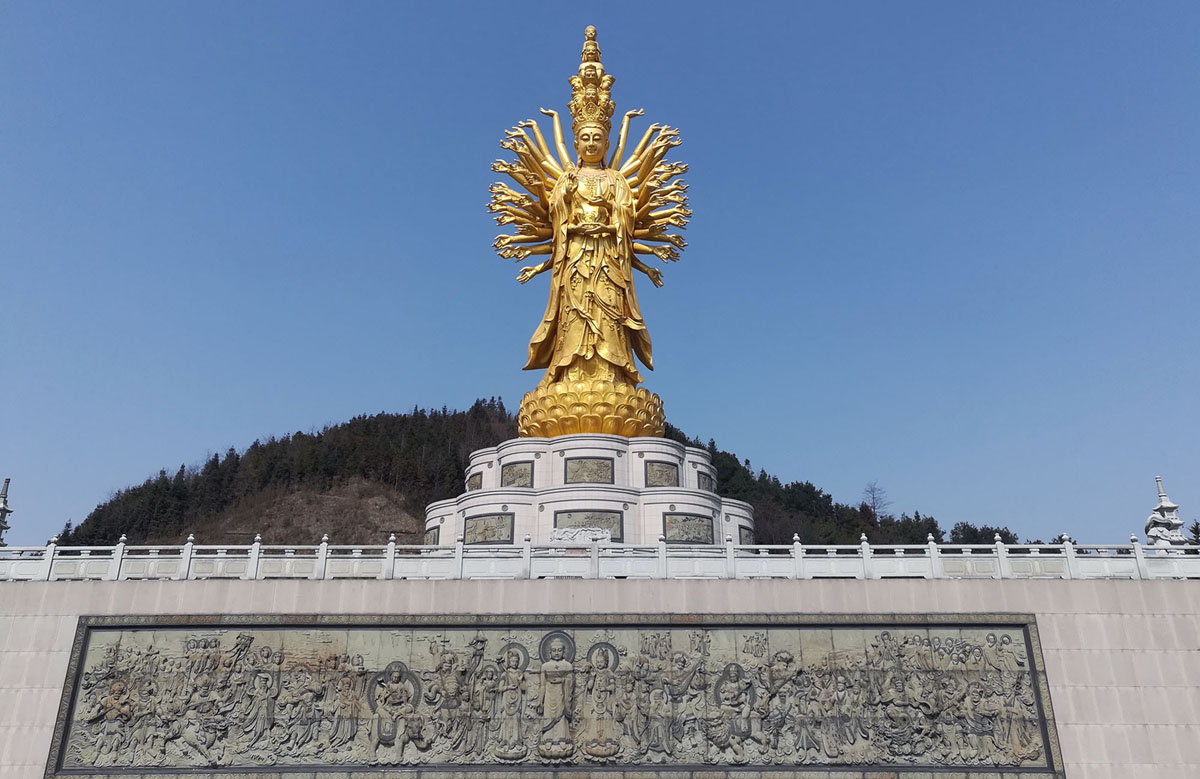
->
[2,2,1197,546]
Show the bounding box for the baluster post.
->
[314,534,329,580]
[383,533,397,580]
[109,534,127,581]
[455,535,465,579]
[177,533,194,580]
[657,535,667,579]
[1130,534,1150,580]
[927,534,942,579]
[42,536,58,582]
[245,534,262,580]
[860,533,872,580]
[792,534,804,580]
[1062,538,1078,580]
[522,535,532,580]
[994,534,1010,580]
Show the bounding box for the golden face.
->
[574,125,609,165]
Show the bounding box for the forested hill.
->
[58,399,1014,547]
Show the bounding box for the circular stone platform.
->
[423,434,754,547]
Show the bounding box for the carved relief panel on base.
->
[49,615,1064,778]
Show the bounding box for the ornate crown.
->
[568,26,615,134]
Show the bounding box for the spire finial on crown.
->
[568,25,615,136]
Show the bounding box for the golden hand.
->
[652,245,679,262]
[501,246,533,260]
[645,267,664,287]
[517,266,539,283]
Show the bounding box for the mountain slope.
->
[59,399,975,547]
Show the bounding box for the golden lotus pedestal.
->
[517,379,665,438]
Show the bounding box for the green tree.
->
[949,522,1018,545]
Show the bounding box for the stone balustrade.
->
[1,535,1197,582]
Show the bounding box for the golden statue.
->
[491,26,690,438]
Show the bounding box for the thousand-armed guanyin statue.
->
[491,26,690,438]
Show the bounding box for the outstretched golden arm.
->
[516,259,553,284]
[618,123,662,178]
[633,242,680,263]
[539,108,574,170]
[609,109,644,170]
[519,120,561,176]
[505,127,563,181]
[631,256,664,287]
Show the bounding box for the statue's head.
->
[549,639,566,661]
[568,27,614,158]
[574,123,609,166]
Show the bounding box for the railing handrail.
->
[2,538,1199,582]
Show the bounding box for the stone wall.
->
[1,578,1197,779]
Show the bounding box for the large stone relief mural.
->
[53,617,1061,777]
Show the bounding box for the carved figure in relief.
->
[85,680,133,765]
[176,675,228,765]
[424,637,487,749]
[328,675,362,750]
[580,643,621,761]
[536,634,577,761]
[464,663,500,758]
[1001,674,1042,762]
[278,670,324,753]
[614,673,649,757]
[704,662,762,762]
[493,646,530,761]
[126,678,167,764]
[663,648,708,753]
[238,672,279,752]
[961,682,1003,762]
[643,687,673,762]
[792,673,824,763]
[757,650,795,759]
[368,662,429,764]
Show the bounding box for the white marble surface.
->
[424,435,755,546]
[1,579,1199,777]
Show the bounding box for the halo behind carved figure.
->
[497,641,530,671]
[586,641,619,671]
[538,630,576,663]
[367,660,421,715]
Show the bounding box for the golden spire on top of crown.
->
[568,25,615,134]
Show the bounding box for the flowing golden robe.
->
[525,167,652,386]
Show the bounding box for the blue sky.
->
[2,2,1197,546]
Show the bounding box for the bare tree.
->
[862,480,893,522]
